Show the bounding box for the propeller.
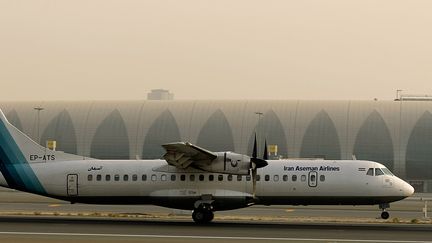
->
[250,134,268,199]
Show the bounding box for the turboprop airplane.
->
[0,109,414,223]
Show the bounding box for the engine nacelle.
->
[194,152,251,175]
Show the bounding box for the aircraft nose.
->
[403,182,415,197]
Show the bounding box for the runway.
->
[0,189,430,221]
[0,216,432,243]
[0,202,428,222]
[0,190,432,242]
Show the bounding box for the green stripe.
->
[0,119,46,194]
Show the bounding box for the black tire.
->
[192,210,206,223]
[381,211,390,219]
[206,211,214,222]
[192,209,214,224]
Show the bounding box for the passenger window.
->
[151,174,157,181]
[96,174,102,181]
[171,175,176,181]
[161,174,167,181]
[366,168,374,176]
[106,175,111,181]
[190,174,195,181]
[283,175,288,181]
[218,175,223,181]
[87,175,93,181]
[209,175,214,181]
[228,175,233,181]
[320,175,325,182]
[199,175,205,181]
[132,174,138,181]
[123,175,129,181]
[301,175,306,181]
[181,175,186,181]
[375,168,384,176]
[256,175,261,181]
[292,175,297,181]
[265,175,270,181]
[274,175,279,182]
[246,175,251,181]
[114,174,120,181]
[237,175,242,181]
[142,174,147,181]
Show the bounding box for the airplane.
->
[0,109,414,223]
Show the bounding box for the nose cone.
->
[403,182,415,197]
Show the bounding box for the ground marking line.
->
[0,232,430,243]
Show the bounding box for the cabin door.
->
[308,171,318,187]
[67,174,78,196]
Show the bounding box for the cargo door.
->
[67,174,78,196]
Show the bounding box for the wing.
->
[162,142,218,169]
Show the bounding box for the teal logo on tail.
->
[0,112,46,194]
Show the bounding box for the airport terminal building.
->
[1,100,432,192]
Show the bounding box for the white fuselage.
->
[0,159,413,211]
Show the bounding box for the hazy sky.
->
[1,0,432,100]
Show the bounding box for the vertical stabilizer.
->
[0,109,92,163]
[0,109,47,193]
[0,109,92,193]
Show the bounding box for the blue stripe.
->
[0,119,46,194]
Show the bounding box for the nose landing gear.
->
[379,203,390,219]
[381,211,390,219]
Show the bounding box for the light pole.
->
[255,112,263,156]
[34,106,44,144]
[396,89,403,100]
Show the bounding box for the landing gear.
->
[193,195,215,224]
[381,211,390,220]
[192,207,214,224]
[379,203,390,219]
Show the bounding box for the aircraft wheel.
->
[192,209,214,224]
[381,211,390,219]
[207,211,214,222]
[192,209,205,223]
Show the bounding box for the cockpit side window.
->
[366,168,374,176]
[375,168,384,176]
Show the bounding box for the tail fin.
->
[0,109,90,193]
[0,109,91,163]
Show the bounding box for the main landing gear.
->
[379,203,390,219]
[192,204,214,224]
[192,194,215,224]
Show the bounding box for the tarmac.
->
[0,216,431,243]
[0,189,431,242]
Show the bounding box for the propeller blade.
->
[263,139,268,160]
[251,157,268,169]
[252,168,257,198]
[252,133,257,158]
[249,133,268,200]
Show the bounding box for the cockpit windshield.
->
[381,168,394,176]
[375,168,384,176]
[366,167,394,176]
